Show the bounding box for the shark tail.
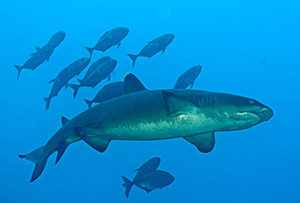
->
[84,99,93,109]
[43,97,51,111]
[14,65,23,80]
[19,146,48,183]
[121,176,134,198]
[127,54,138,68]
[68,84,80,99]
[85,47,93,58]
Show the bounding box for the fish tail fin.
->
[14,65,22,80]
[85,47,93,58]
[84,99,93,109]
[43,97,51,110]
[68,84,80,99]
[121,176,134,198]
[19,146,48,182]
[127,54,138,68]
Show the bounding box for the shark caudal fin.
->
[121,176,134,198]
[43,97,51,111]
[85,47,93,58]
[19,146,48,182]
[68,84,80,99]
[127,54,138,68]
[84,99,93,109]
[14,65,22,80]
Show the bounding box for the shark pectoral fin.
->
[184,132,215,153]
[74,127,110,153]
[122,73,147,95]
[162,90,199,117]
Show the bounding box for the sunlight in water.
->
[157,5,171,18]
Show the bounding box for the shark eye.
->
[249,100,254,104]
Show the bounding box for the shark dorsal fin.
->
[122,73,147,95]
[162,90,199,117]
[61,116,69,126]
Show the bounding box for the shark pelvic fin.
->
[122,73,147,95]
[184,132,215,153]
[74,127,110,153]
[162,90,199,117]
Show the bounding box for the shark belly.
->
[79,90,215,141]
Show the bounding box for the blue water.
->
[1,0,299,202]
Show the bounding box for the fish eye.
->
[249,100,254,104]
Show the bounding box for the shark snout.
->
[259,107,274,121]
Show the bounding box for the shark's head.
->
[200,93,273,131]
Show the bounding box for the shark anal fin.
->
[184,132,215,153]
[74,127,110,153]
[55,141,69,164]
[162,90,199,117]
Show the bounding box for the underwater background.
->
[1,0,300,202]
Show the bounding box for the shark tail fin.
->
[14,65,22,80]
[127,54,138,68]
[121,176,134,198]
[19,146,48,182]
[43,97,51,110]
[68,84,80,99]
[84,99,93,109]
[85,47,93,58]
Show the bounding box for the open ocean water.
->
[1,0,299,202]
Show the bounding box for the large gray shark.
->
[19,74,273,182]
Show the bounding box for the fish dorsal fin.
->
[162,90,199,117]
[61,116,69,126]
[184,132,215,153]
[122,73,147,95]
[48,78,55,83]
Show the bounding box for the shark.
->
[19,73,273,182]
